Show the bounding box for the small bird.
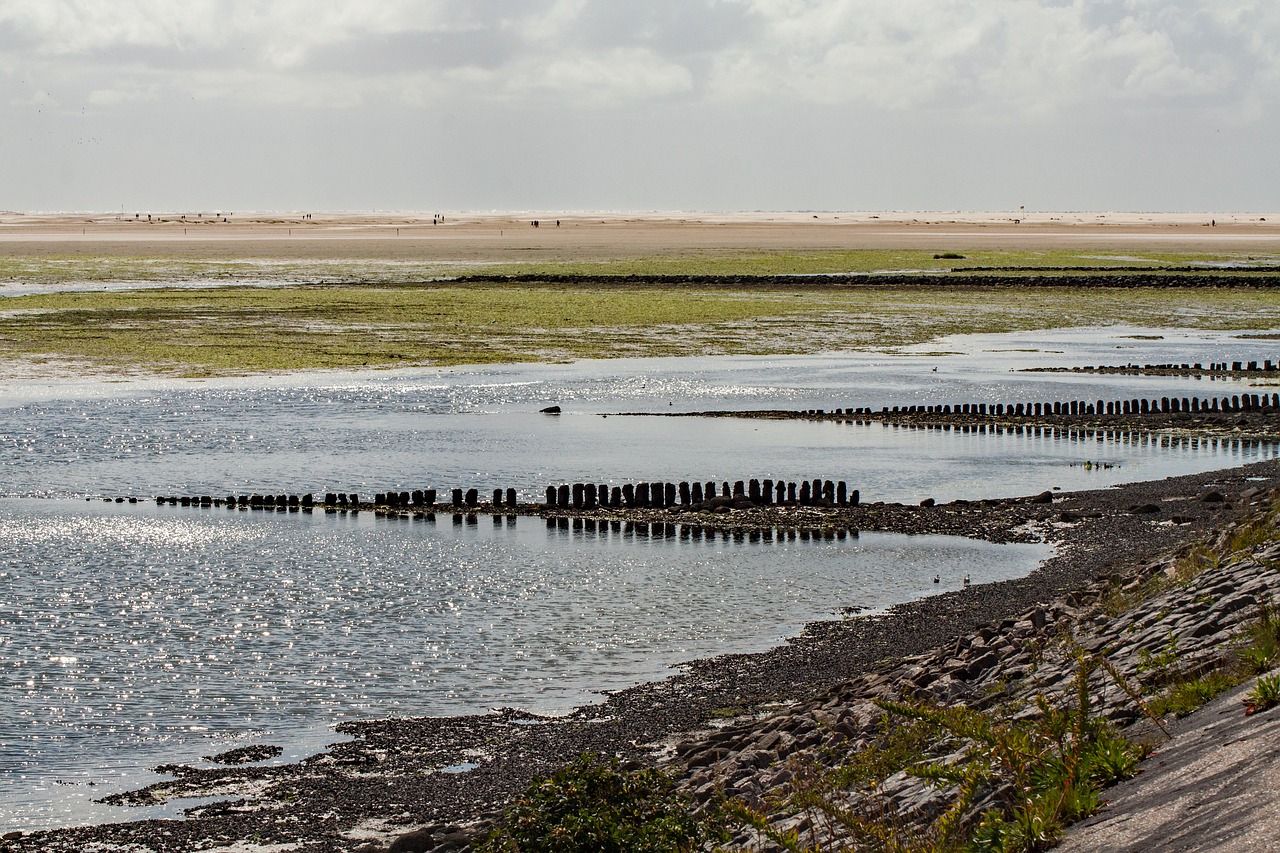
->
[932,574,940,584]
[962,574,971,586]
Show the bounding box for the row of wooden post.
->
[543,479,859,510]
[807,392,1280,419]
[1074,360,1276,373]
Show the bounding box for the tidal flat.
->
[3,280,1280,378]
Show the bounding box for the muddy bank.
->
[454,272,1280,289]
[3,461,1277,853]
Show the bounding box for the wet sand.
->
[2,211,1277,263]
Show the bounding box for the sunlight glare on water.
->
[2,325,1279,831]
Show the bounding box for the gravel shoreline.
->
[4,459,1277,852]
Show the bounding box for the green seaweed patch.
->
[3,283,1280,377]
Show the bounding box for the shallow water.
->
[1,325,1277,503]
[0,500,1049,830]
[1,324,1278,831]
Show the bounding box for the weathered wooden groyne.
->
[804,391,1280,419]
[1028,359,1280,376]
[146,478,859,517]
[541,478,857,510]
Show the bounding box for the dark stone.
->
[539,405,561,414]
[920,497,935,507]
[203,744,283,765]
[1030,490,1054,504]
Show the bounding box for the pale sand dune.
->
[0,211,1276,261]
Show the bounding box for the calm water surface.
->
[1,325,1278,831]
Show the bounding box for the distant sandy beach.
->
[1,211,1276,263]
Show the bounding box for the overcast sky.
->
[1,0,1275,212]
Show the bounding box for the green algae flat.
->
[2,281,1280,377]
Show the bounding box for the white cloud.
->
[511,47,695,103]
[2,0,1275,116]
[1,0,1277,211]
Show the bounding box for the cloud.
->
[1,0,1275,117]
[699,0,1280,117]
[1,0,1277,211]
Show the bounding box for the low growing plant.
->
[1244,673,1280,715]
[474,753,728,853]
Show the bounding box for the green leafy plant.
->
[1137,633,1181,677]
[474,753,727,853]
[1244,673,1280,715]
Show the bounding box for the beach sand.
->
[1,210,1277,263]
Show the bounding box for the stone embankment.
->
[661,489,1280,850]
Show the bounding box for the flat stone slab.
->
[1059,677,1280,852]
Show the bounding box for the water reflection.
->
[544,516,861,544]
[0,497,1048,832]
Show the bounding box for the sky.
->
[0,0,1276,213]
